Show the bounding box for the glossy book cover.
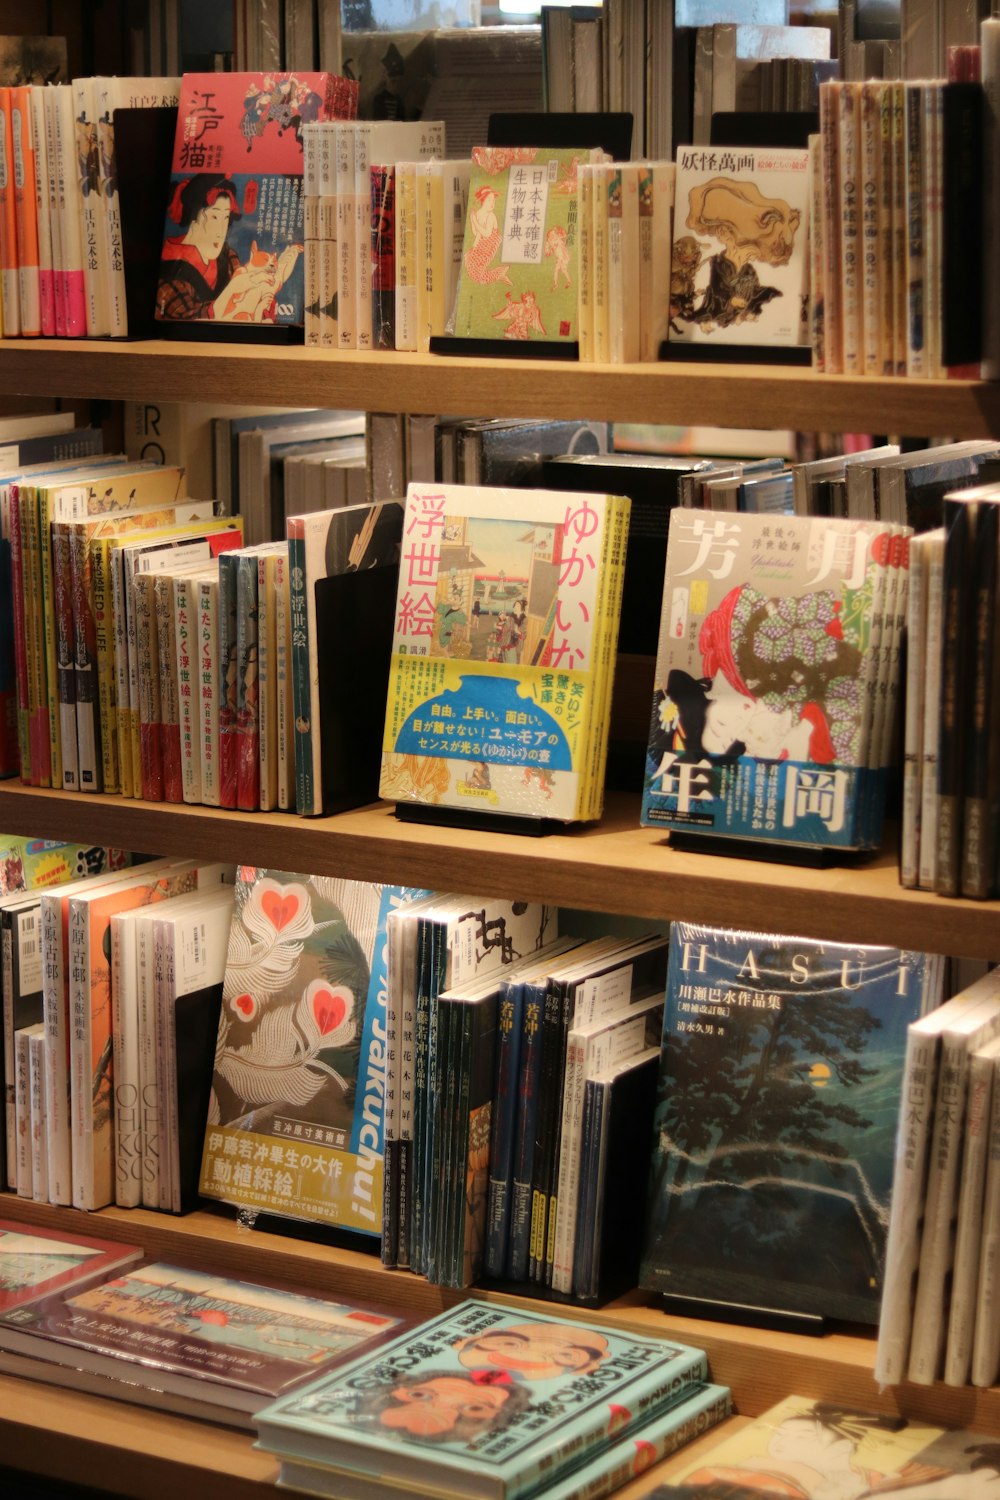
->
[255,1299,709,1499]
[0,1222,140,1311]
[640,925,936,1323]
[380,482,623,823]
[155,72,358,327]
[641,510,906,849]
[199,869,421,1234]
[0,1261,402,1401]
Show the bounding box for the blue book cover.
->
[255,1299,709,1500]
[640,924,939,1322]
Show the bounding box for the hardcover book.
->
[640,923,942,1324]
[155,71,358,328]
[199,869,423,1235]
[666,145,810,351]
[255,1299,709,1499]
[0,1222,140,1311]
[380,482,629,824]
[0,1261,403,1425]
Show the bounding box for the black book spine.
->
[962,500,1000,897]
[937,497,976,895]
[942,82,984,368]
[528,983,563,1283]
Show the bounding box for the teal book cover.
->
[255,1299,708,1500]
[640,925,939,1323]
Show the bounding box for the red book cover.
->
[155,72,358,328]
[0,1220,141,1312]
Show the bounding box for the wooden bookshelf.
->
[1,339,1000,436]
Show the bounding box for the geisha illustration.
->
[350,1369,531,1443]
[653,583,862,768]
[679,1401,1000,1500]
[463,184,513,287]
[491,289,546,341]
[676,176,801,333]
[544,225,572,290]
[155,174,302,322]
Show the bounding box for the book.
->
[0,1221,139,1312]
[155,71,358,328]
[255,1299,710,1499]
[641,923,942,1324]
[944,1033,1000,1386]
[665,1394,1000,1497]
[380,482,629,825]
[0,1261,403,1427]
[667,145,810,352]
[200,870,423,1234]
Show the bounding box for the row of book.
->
[0,1227,730,1497]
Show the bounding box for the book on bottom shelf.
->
[0,1221,140,1311]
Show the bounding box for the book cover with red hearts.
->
[199,869,424,1235]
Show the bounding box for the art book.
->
[640,924,942,1324]
[641,510,908,850]
[380,482,629,824]
[451,146,598,346]
[667,145,810,351]
[663,1394,1000,1498]
[155,71,358,328]
[0,1261,403,1425]
[0,1222,139,1311]
[200,870,422,1235]
[254,1299,709,1500]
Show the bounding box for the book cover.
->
[380,482,626,824]
[641,510,903,850]
[452,146,589,345]
[640,924,937,1324]
[255,1299,709,1498]
[0,1221,140,1311]
[155,71,358,327]
[199,870,422,1235]
[667,144,810,351]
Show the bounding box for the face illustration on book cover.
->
[671,1396,1000,1500]
[667,147,810,349]
[641,928,929,1323]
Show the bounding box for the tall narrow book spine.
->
[11,87,40,337]
[0,89,20,335]
[41,894,72,1204]
[936,498,974,896]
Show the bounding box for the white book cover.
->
[28,1027,47,1204]
[72,76,109,337]
[972,1048,1000,1386]
[944,1033,1000,1385]
[14,1025,36,1197]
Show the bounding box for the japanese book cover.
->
[199,869,423,1236]
[640,924,941,1324]
[0,1221,139,1312]
[380,482,628,825]
[0,1261,403,1423]
[667,145,810,351]
[451,146,592,346]
[255,1299,708,1496]
[641,510,907,850]
[665,1395,1000,1499]
[155,71,358,328]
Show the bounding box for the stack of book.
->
[642,509,913,854]
[641,922,945,1326]
[254,1300,731,1500]
[902,481,1000,898]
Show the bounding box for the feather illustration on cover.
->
[667,146,810,351]
[641,510,909,850]
[155,71,358,327]
[380,482,628,824]
[200,869,421,1233]
[451,147,594,345]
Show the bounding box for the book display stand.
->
[665,831,838,869]
[657,1293,827,1339]
[394,802,564,837]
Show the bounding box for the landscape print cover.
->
[0,1223,139,1310]
[668,1394,1000,1498]
[667,146,810,350]
[451,147,589,345]
[255,1299,708,1496]
[640,925,934,1324]
[200,870,417,1234]
[381,482,616,822]
[642,511,895,849]
[155,71,358,327]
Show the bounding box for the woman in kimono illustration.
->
[463,184,512,287]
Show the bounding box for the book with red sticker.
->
[155,72,358,328]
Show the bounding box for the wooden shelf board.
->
[1,339,999,435]
[2,783,999,956]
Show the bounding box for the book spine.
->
[901,539,928,888]
[573,1075,603,1301]
[936,498,974,896]
[972,1052,1000,1386]
[819,82,843,373]
[944,1043,997,1385]
[354,125,373,350]
[68,900,97,1209]
[55,85,86,336]
[136,918,160,1210]
[918,535,945,888]
[577,164,593,362]
[381,912,402,1269]
[860,82,882,378]
[28,1027,46,1202]
[923,81,944,379]
[838,81,862,375]
[235,552,260,811]
[890,80,907,375]
[273,551,293,811]
[50,522,78,792]
[198,575,220,808]
[153,918,172,1211]
[257,554,277,812]
[509,980,546,1281]
[43,86,65,336]
[11,87,40,337]
[962,501,999,897]
[21,492,51,786]
[317,123,337,349]
[424,163,446,340]
[528,984,562,1281]
[485,982,521,1279]
[905,82,927,377]
[551,1028,587,1294]
[8,489,31,779]
[72,77,107,337]
[302,123,320,348]
[877,84,894,375]
[287,523,314,815]
[14,1025,30,1195]
[592,163,610,364]
[37,498,65,793]
[942,81,983,373]
[394,160,416,352]
[217,554,238,811]
[174,572,202,805]
[336,123,356,350]
[110,546,135,799]
[111,915,141,1208]
[154,573,183,803]
[409,920,434,1277]
[69,523,104,793]
[95,80,128,337]
[542,988,571,1287]
[0,90,20,335]
[134,573,164,803]
[41,895,71,1204]
[1,914,13,1186]
[91,538,120,796]
[371,163,395,351]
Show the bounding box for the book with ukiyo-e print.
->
[199,869,424,1236]
[254,1298,711,1499]
[0,1222,140,1312]
[155,71,358,330]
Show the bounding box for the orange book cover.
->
[0,88,20,336]
[11,86,40,337]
